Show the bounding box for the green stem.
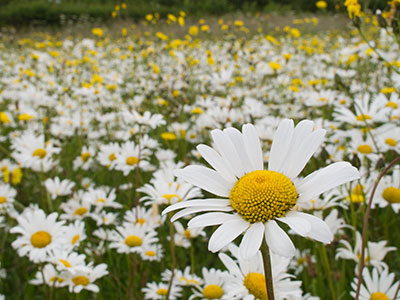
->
[260,239,275,300]
[357,26,400,74]
[166,213,176,300]
[354,155,400,300]
[190,240,195,274]
[319,244,336,300]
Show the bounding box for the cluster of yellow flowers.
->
[344,0,361,19]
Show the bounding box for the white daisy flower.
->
[164,120,359,258]
[350,267,400,300]
[44,176,75,200]
[65,262,108,293]
[109,223,158,254]
[142,281,182,300]
[10,209,66,262]
[189,268,230,300]
[219,244,303,300]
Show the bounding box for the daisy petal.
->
[239,222,265,259]
[268,119,294,173]
[265,220,295,258]
[174,165,232,197]
[197,144,237,184]
[283,126,326,178]
[277,214,311,237]
[208,218,249,252]
[224,127,254,174]
[296,162,360,202]
[218,253,243,279]
[188,212,238,228]
[162,199,230,215]
[294,212,333,243]
[242,124,264,171]
[211,129,245,178]
[170,206,233,222]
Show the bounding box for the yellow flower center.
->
[50,276,64,283]
[370,292,389,300]
[72,275,90,286]
[72,234,80,245]
[157,288,168,295]
[81,152,91,162]
[244,272,267,300]
[0,196,7,204]
[136,218,146,225]
[385,138,397,147]
[109,153,116,161]
[229,170,297,223]
[32,148,47,158]
[145,250,156,256]
[162,194,182,203]
[59,259,71,268]
[357,144,373,154]
[386,101,398,109]
[352,184,365,195]
[382,187,400,203]
[96,198,105,203]
[356,114,372,121]
[126,156,139,166]
[30,231,52,248]
[203,284,224,299]
[184,229,191,238]
[74,207,88,215]
[125,235,142,247]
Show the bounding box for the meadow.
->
[0,3,399,300]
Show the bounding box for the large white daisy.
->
[163,119,360,259]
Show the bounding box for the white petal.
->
[264,220,295,258]
[208,219,249,252]
[211,129,245,178]
[188,212,238,228]
[283,127,326,178]
[239,222,265,259]
[218,253,243,279]
[268,119,294,173]
[197,144,237,184]
[242,124,264,171]
[296,162,360,202]
[162,199,230,215]
[171,206,233,222]
[294,212,333,243]
[223,127,254,174]
[174,165,232,197]
[277,214,311,237]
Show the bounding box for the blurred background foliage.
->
[0,0,391,26]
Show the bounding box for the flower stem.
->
[260,239,275,300]
[166,213,176,300]
[318,244,336,300]
[354,155,400,300]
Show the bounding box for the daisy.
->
[30,263,68,288]
[115,141,150,175]
[44,176,75,200]
[73,145,96,171]
[350,267,400,300]
[109,223,158,254]
[189,268,230,300]
[164,120,360,258]
[96,142,120,169]
[219,244,303,300]
[0,184,17,211]
[142,281,182,300]
[64,262,108,293]
[335,231,396,272]
[10,209,66,262]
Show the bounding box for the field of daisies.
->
[0,4,400,300]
